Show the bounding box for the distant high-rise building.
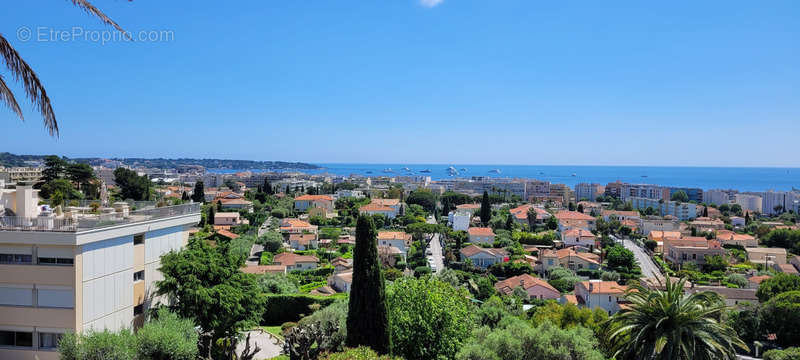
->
[734,194,762,213]
[703,189,737,206]
[574,183,604,202]
[759,190,800,215]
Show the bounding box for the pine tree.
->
[480,191,491,226]
[346,215,391,354]
[191,181,205,203]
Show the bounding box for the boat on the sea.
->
[383,168,394,173]
[447,166,459,176]
[460,168,467,172]
[366,171,373,174]
[402,167,411,172]
[420,169,432,173]
[571,173,577,177]
[489,169,501,174]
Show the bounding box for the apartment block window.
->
[133,270,145,282]
[134,304,144,316]
[0,330,33,347]
[134,234,145,245]
[0,254,32,264]
[37,257,74,265]
[39,333,62,349]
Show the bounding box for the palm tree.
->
[1,1,127,136]
[607,277,748,360]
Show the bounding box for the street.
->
[620,237,662,280]
[426,216,445,273]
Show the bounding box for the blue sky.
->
[1,1,798,166]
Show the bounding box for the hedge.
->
[262,294,346,325]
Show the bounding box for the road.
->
[236,330,283,359]
[426,216,445,273]
[246,244,263,266]
[620,237,661,280]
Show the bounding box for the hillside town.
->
[2,157,800,359]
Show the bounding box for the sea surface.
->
[210,164,800,192]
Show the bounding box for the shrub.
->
[549,276,581,293]
[764,347,800,360]
[281,322,298,333]
[263,294,344,325]
[135,308,199,360]
[413,266,432,277]
[323,347,400,360]
[298,300,348,353]
[725,274,748,288]
[577,269,602,279]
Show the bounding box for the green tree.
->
[756,273,800,302]
[135,308,199,360]
[760,291,800,348]
[192,181,205,203]
[258,273,298,294]
[607,277,747,360]
[671,190,689,202]
[387,277,473,360]
[66,162,96,193]
[58,330,136,360]
[725,273,748,288]
[406,189,437,214]
[605,245,636,272]
[526,207,537,229]
[480,191,491,226]
[207,205,216,226]
[40,178,81,200]
[156,238,264,358]
[259,231,284,253]
[114,167,151,201]
[456,317,605,360]
[346,215,391,354]
[764,347,800,360]
[41,155,67,183]
[546,215,558,230]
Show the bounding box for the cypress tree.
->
[191,181,205,203]
[480,191,491,226]
[702,206,708,218]
[181,191,189,201]
[346,215,391,354]
[208,206,215,225]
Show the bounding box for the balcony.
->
[0,203,201,232]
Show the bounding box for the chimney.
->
[17,184,37,218]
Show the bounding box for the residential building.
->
[214,212,243,226]
[747,275,771,289]
[648,230,681,253]
[494,274,560,300]
[359,203,399,219]
[537,247,601,273]
[293,195,334,212]
[601,210,640,222]
[554,210,596,231]
[448,210,471,231]
[549,184,573,205]
[668,187,703,203]
[689,218,726,232]
[792,256,800,272]
[0,183,40,218]
[760,190,800,215]
[0,167,43,184]
[734,194,763,213]
[329,270,353,293]
[574,280,628,314]
[217,198,253,212]
[687,286,758,306]
[273,252,319,271]
[574,183,604,202]
[774,263,799,275]
[618,183,669,202]
[334,189,364,199]
[370,199,403,213]
[730,216,746,228]
[664,237,725,267]
[715,230,757,247]
[289,234,318,250]
[561,228,597,249]
[746,247,787,266]
[704,189,737,206]
[468,227,496,245]
[628,197,697,220]
[460,245,508,269]
[0,186,200,360]
[577,201,603,215]
[638,217,680,235]
[455,203,480,212]
[376,231,412,254]
[278,218,318,236]
[509,204,550,226]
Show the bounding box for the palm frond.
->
[68,0,131,39]
[0,75,23,120]
[0,34,57,135]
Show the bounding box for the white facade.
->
[760,191,800,215]
[734,194,763,213]
[574,183,603,202]
[448,211,471,231]
[629,197,697,220]
[703,189,736,206]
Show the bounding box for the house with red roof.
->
[279,218,318,236]
[468,227,496,245]
[377,231,412,254]
[574,280,628,314]
[664,237,725,268]
[273,252,319,271]
[289,233,318,250]
[460,245,508,269]
[554,210,596,231]
[359,203,399,219]
[562,228,597,248]
[294,194,334,212]
[494,274,560,300]
[509,204,551,226]
[537,247,601,273]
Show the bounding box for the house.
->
[574,280,628,314]
[215,212,244,226]
[561,228,597,249]
[330,270,353,293]
[494,274,560,300]
[638,217,680,235]
[689,218,726,233]
[377,231,412,254]
[371,198,403,212]
[359,203,398,219]
[791,256,800,272]
[279,218,318,236]
[577,201,603,215]
[448,210,471,231]
[332,257,353,273]
[538,247,601,273]
[687,286,759,306]
[460,245,508,269]
[620,219,639,233]
[294,195,334,212]
[554,210,596,231]
[241,264,287,275]
[747,275,771,289]
[217,198,254,212]
[601,210,641,222]
[289,233,318,250]
[468,227,496,245]
[648,230,681,253]
[746,247,787,266]
[212,229,240,240]
[774,263,799,275]
[663,237,725,268]
[730,216,746,228]
[273,252,319,271]
[455,203,481,212]
[715,230,757,247]
[509,204,550,225]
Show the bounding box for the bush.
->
[323,347,400,360]
[725,274,748,288]
[764,347,800,360]
[135,308,199,360]
[262,294,344,325]
[413,266,431,277]
[299,300,349,353]
[259,273,298,294]
[259,231,284,252]
[576,269,602,279]
[601,271,620,282]
[259,251,274,265]
[271,208,290,218]
[549,276,581,293]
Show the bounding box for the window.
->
[37,257,74,265]
[134,234,145,245]
[133,270,144,282]
[134,304,144,316]
[0,254,32,264]
[692,254,697,260]
[39,333,62,349]
[609,296,612,302]
[0,330,33,347]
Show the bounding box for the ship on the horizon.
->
[402,167,411,172]
[460,168,467,172]
[383,168,394,173]
[420,169,432,173]
[447,166,459,176]
[489,169,501,174]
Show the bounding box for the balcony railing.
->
[0,203,201,232]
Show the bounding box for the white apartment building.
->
[760,191,800,215]
[629,197,697,220]
[0,185,200,360]
[703,189,737,206]
[574,183,604,202]
[448,210,471,231]
[734,194,763,213]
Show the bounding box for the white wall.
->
[81,236,133,332]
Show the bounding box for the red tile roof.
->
[468,227,495,237]
[377,231,411,241]
[578,281,627,294]
[360,204,395,212]
[371,198,401,206]
[289,233,317,245]
[494,274,558,295]
[273,252,319,266]
[215,229,240,239]
[295,194,334,201]
[555,210,595,221]
[460,245,508,258]
[563,228,596,238]
[456,203,481,210]
[510,204,549,220]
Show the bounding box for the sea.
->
[210,164,800,193]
